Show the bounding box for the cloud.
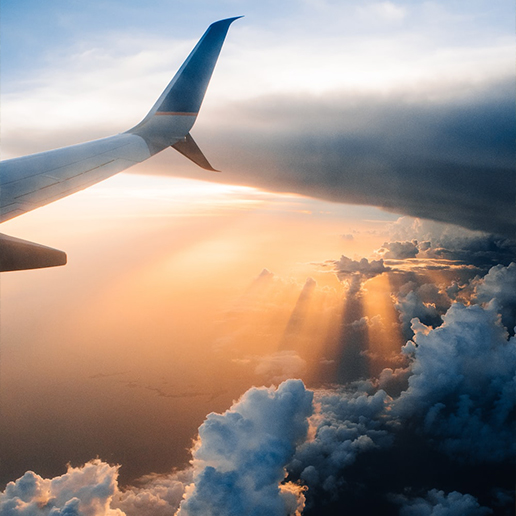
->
[473,262,516,334]
[330,255,389,281]
[386,218,516,267]
[394,284,443,338]
[396,489,493,516]
[1,382,314,516]
[176,380,313,516]
[3,311,515,513]
[357,2,407,23]
[394,303,516,462]
[0,460,122,516]
[289,387,393,496]
[375,240,419,259]
[114,470,192,516]
[182,80,516,238]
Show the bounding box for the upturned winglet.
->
[129,16,242,165]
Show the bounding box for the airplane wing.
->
[0,17,241,272]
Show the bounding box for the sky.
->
[0,1,515,515]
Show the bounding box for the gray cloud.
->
[330,255,389,282]
[394,283,444,338]
[396,489,493,516]
[473,262,516,334]
[290,387,393,496]
[394,303,516,463]
[180,79,516,238]
[386,218,516,268]
[376,240,419,259]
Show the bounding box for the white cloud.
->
[0,460,123,516]
[114,470,192,516]
[177,380,313,516]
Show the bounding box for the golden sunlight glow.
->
[1,174,397,404]
[362,273,405,376]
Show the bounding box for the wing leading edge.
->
[0,17,241,271]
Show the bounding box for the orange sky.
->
[0,172,403,484]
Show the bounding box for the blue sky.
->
[2,0,513,87]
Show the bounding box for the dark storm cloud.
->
[191,78,516,238]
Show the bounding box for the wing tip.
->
[210,16,244,27]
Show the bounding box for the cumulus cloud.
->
[396,489,493,516]
[283,266,514,509]
[290,387,393,495]
[2,256,514,515]
[375,240,419,259]
[394,284,443,338]
[0,460,123,516]
[330,255,389,281]
[3,317,515,513]
[114,470,192,516]
[1,383,314,516]
[176,380,313,516]
[395,303,516,462]
[473,262,516,334]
